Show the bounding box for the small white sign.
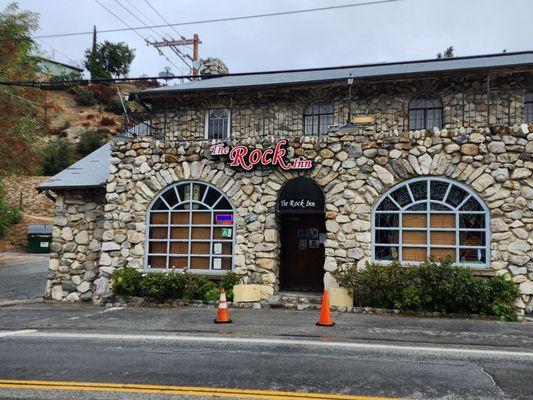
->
[213,258,222,270]
[213,243,222,255]
[40,242,49,248]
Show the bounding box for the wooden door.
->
[280,214,325,292]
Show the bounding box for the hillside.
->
[0,82,153,252]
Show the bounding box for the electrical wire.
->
[144,0,191,49]
[113,0,192,68]
[93,0,181,72]
[34,0,404,39]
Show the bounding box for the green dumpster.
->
[27,224,52,253]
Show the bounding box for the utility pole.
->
[90,25,97,80]
[147,34,202,80]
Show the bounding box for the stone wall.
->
[45,190,105,302]
[149,73,533,140]
[74,123,533,313]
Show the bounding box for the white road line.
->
[0,329,37,338]
[1,330,532,358]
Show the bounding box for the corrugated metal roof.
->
[138,51,533,96]
[28,224,53,235]
[38,142,111,191]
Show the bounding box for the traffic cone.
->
[316,290,335,327]
[214,288,232,324]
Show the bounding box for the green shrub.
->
[111,265,142,299]
[72,87,97,106]
[334,259,519,321]
[39,139,76,176]
[0,181,23,238]
[49,71,83,84]
[110,267,241,302]
[75,129,107,158]
[105,96,129,115]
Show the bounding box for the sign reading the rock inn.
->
[210,139,313,171]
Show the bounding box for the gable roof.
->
[35,56,84,73]
[137,51,533,98]
[38,142,110,191]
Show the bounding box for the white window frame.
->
[371,177,490,268]
[205,108,231,140]
[144,181,236,275]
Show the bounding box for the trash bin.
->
[27,224,52,253]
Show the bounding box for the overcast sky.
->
[6,0,533,78]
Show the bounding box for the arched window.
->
[408,93,443,130]
[372,178,489,267]
[146,181,235,273]
[524,92,533,124]
[304,101,334,135]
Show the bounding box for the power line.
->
[144,0,189,44]
[113,0,192,67]
[34,0,404,39]
[93,0,181,71]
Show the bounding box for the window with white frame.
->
[372,178,489,267]
[146,181,235,273]
[206,108,230,140]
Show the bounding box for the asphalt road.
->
[0,253,48,301]
[0,304,532,400]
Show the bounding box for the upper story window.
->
[408,93,443,130]
[304,102,334,135]
[524,93,533,124]
[206,108,230,140]
[373,178,489,267]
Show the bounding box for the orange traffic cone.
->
[214,288,232,324]
[316,290,335,327]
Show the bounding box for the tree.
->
[0,3,44,175]
[84,41,135,79]
[40,139,76,176]
[437,46,455,59]
[75,129,106,158]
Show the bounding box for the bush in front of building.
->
[0,181,23,238]
[334,259,519,321]
[111,265,242,302]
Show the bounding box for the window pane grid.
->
[373,179,488,267]
[304,102,334,135]
[147,182,235,272]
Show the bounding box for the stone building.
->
[39,51,533,315]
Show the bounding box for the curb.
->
[0,298,44,307]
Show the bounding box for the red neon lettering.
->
[270,139,292,170]
[261,148,273,164]
[229,146,252,170]
[248,149,262,166]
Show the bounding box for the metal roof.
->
[28,224,53,235]
[38,142,111,191]
[138,51,533,97]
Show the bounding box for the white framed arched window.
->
[145,181,235,273]
[372,178,489,267]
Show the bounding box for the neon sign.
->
[209,139,313,171]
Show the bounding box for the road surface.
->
[0,304,531,399]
